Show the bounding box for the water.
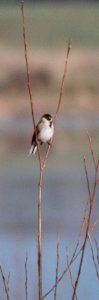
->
[0,232,99,300]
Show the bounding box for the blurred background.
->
[0,1,99,299]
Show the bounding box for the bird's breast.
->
[38,126,54,143]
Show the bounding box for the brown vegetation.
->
[0,47,99,120]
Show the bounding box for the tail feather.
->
[28,144,37,156]
[29,131,37,156]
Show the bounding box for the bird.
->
[29,113,54,155]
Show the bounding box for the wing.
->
[31,126,39,145]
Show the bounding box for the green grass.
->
[0,3,99,49]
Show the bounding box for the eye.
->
[48,115,52,120]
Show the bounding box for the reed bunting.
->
[29,114,54,155]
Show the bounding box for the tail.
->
[28,143,37,156]
[29,131,38,156]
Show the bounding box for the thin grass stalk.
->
[25,253,28,300]
[66,253,78,300]
[54,41,71,124]
[42,41,72,171]
[38,167,43,300]
[71,157,99,300]
[0,265,11,300]
[87,132,97,170]
[42,155,99,300]
[88,233,99,281]
[95,239,99,268]
[20,1,35,129]
[42,245,83,299]
[20,3,71,299]
[70,197,89,264]
[20,0,42,165]
[54,235,60,300]
[20,3,43,299]
[42,175,89,299]
[84,156,92,203]
[7,273,10,296]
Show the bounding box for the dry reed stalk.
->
[38,41,71,297]
[37,40,71,299]
[42,244,84,299]
[95,239,99,268]
[36,39,71,298]
[42,40,71,171]
[88,232,99,281]
[21,2,42,299]
[70,197,89,264]
[42,181,88,299]
[25,253,28,300]
[7,273,10,296]
[66,251,78,300]
[20,1,35,128]
[87,132,97,170]
[71,154,99,300]
[54,235,60,300]
[20,0,42,165]
[42,137,99,300]
[37,167,43,300]
[54,41,71,124]
[0,265,11,300]
[20,2,71,300]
